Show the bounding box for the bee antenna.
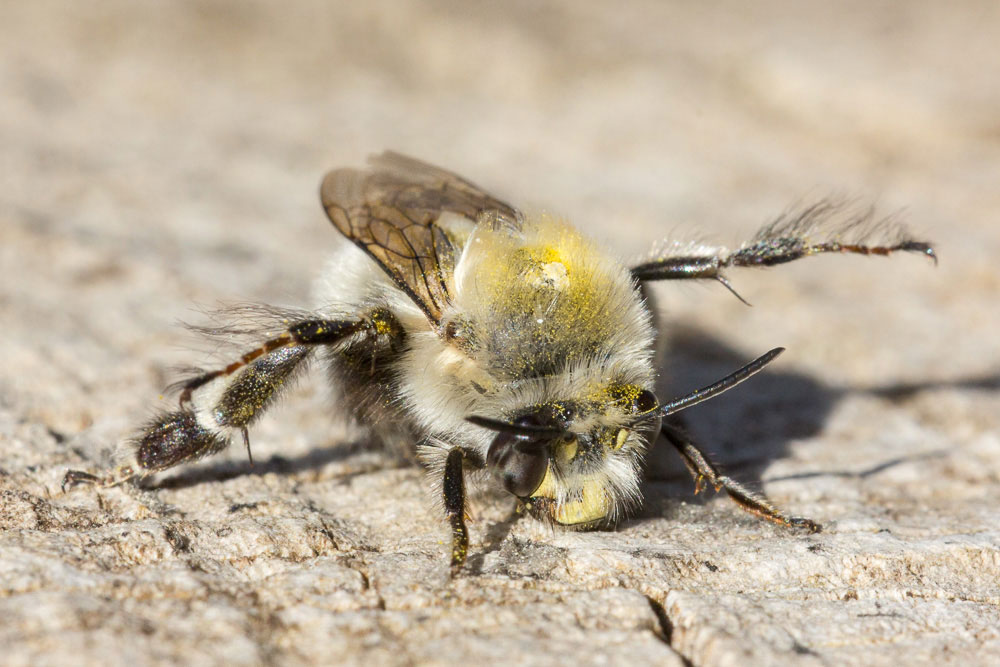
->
[465,415,567,439]
[656,347,785,417]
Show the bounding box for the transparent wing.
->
[321,152,522,323]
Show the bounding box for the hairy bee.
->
[64,152,936,568]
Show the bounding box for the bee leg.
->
[63,409,230,491]
[184,310,400,457]
[208,345,311,453]
[178,317,372,407]
[443,448,469,570]
[62,465,138,492]
[65,314,394,487]
[660,421,821,532]
[631,203,935,303]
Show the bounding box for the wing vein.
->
[320,154,521,326]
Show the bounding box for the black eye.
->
[634,389,657,414]
[486,427,550,498]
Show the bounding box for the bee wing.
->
[321,152,522,323]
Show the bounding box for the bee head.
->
[468,386,658,526]
[465,347,785,526]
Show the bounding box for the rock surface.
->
[2,2,999,665]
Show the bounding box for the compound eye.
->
[486,430,550,498]
[634,389,657,414]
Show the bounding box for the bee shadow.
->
[150,437,409,490]
[146,324,996,520]
[633,324,999,523]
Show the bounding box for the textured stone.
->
[2,1,999,665]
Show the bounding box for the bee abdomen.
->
[133,411,229,472]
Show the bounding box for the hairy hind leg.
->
[63,410,230,490]
[63,312,398,491]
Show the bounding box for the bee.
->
[63,152,936,569]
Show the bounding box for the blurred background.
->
[2,3,999,663]
[3,0,997,433]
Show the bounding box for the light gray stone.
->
[2,2,998,665]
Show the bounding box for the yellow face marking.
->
[532,466,611,526]
[532,462,557,499]
[613,428,629,450]
[555,437,578,464]
[552,479,610,525]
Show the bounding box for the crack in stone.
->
[645,593,694,666]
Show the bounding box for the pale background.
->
[2,2,999,665]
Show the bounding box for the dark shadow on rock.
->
[865,374,1000,400]
[463,504,525,575]
[640,325,839,487]
[150,437,409,490]
[139,322,998,514]
[767,449,949,483]
[633,323,1000,523]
